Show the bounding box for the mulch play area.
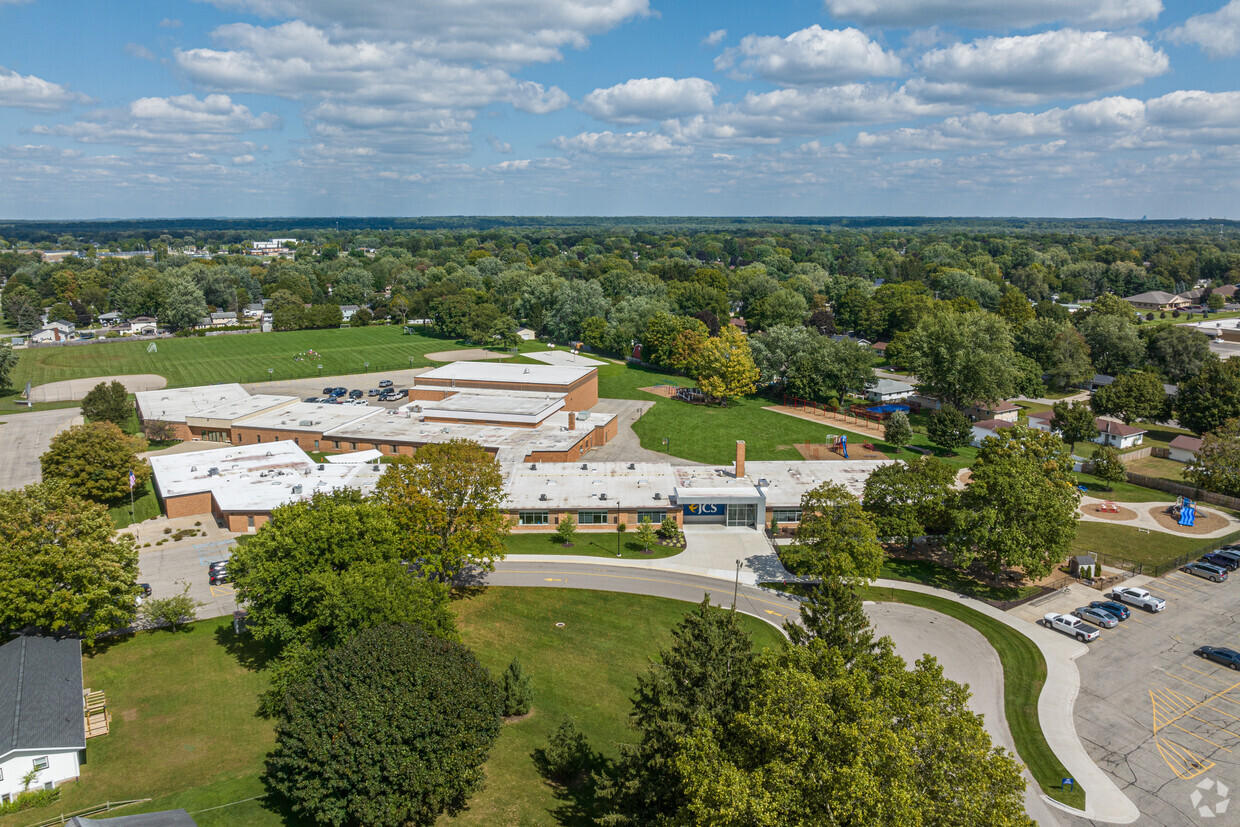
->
[1148,506,1230,535]
[1081,503,1138,521]
[792,442,889,461]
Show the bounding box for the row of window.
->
[518,510,670,526]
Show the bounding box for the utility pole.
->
[732,559,742,610]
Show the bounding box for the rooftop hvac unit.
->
[654,492,662,500]
[581,463,588,470]
[523,368,530,374]
[529,463,537,470]
[599,493,607,501]
[372,465,381,472]
[578,411,591,420]
[266,451,273,457]
[758,478,769,486]
[628,463,635,470]
[318,464,325,471]
[208,467,219,476]
[191,465,197,472]
[539,493,548,501]
[292,484,303,494]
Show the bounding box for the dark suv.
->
[349,389,364,399]
[1203,553,1240,571]
[209,569,230,585]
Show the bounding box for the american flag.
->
[129,470,136,490]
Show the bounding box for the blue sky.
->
[1,0,1238,219]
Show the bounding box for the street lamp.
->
[732,559,743,610]
[616,499,622,557]
[268,367,273,380]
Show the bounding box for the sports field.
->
[8,326,480,395]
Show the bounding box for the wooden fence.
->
[1123,473,1240,511]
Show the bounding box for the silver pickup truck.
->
[1042,613,1101,642]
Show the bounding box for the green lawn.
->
[3,589,783,827]
[504,531,683,559]
[1069,520,1236,569]
[1072,472,1176,503]
[6,327,485,404]
[108,484,162,529]
[879,557,1040,602]
[856,587,1085,810]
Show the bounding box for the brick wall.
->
[164,491,214,519]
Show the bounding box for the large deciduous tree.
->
[673,641,1033,827]
[1185,418,1240,497]
[0,342,15,390]
[375,439,509,582]
[781,482,884,583]
[1075,313,1145,376]
[953,426,1080,579]
[1090,371,1167,424]
[1050,401,1099,454]
[1176,359,1240,436]
[694,325,759,403]
[0,481,139,644]
[901,309,1020,408]
[595,597,761,825]
[228,489,456,712]
[81,380,133,426]
[863,456,956,549]
[883,411,913,451]
[40,421,150,504]
[1145,325,1213,383]
[266,624,502,827]
[926,404,973,454]
[158,273,208,331]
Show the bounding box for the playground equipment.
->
[1169,497,1197,527]
[1097,501,1120,513]
[839,434,848,459]
[824,434,849,458]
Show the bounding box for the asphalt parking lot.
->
[1027,563,1240,825]
[243,367,430,407]
[137,534,240,620]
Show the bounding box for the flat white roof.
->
[420,391,563,417]
[136,384,250,423]
[503,462,679,510]
[747,460,889,507]
[326,408,615,463]
[326,449,383,464]
[149,440,380,511]
[418,362,594,386]
[524,350,607,368]
[240,401,384,432]
[186,394,298,424]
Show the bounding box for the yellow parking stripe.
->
[1172,723,1233,753]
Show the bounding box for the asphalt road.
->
[0,406,80,489]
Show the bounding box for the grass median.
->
[503,530,683,559]
[857,585,1086,810]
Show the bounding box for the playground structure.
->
[825,434,849,459]
[1169,497,1197,526]
[674,386,720,405]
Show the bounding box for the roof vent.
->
[758,478,769,486]
[266,451,273,457]
[299,420,313,427]
[191,465,197,472]
[292,484,303,494]
[208,467,219,476]
[523,368,531,374]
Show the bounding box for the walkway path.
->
[0,406,81,489]
[30,373,166,402]
[1078,496,1240,538]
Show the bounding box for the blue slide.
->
[840,434,848,459]
[1180,501,1196,526]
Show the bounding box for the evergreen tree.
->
[784,580,875,666]
[882,411,913,451]
[500,657,533,717]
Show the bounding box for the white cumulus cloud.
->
[551,130,692,157]
[702,29,727,46]
[912,29,1168,104]
[580,77,717,124]
[0,65,90,112]
[822,0,1162,28]
[717,26,903,85]
[1165,0,1240,58]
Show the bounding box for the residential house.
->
[1027,410,1147,449]
[1168,434,1203,464]
[0,636,86,802]
[120,317,158,336]
[964,400,1020,422]
[865,378,915,403]
[517,327,538,341]
[339,305,361,322]
[208,312,238,326]
[242,302,265,320]
[1124,290,1190,312]
[970,419,1016,446]
[97,311,124,326]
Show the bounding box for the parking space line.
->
[1165,575,1216,593]
[1186,712,1240,739]
[1205,704,1240,724]
[1157,737,1215,780]
[1181,663,1237,685]
[1153,579,1196,595]
[210,585,235,596]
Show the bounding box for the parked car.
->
[138,583,152,598]
[322,386,334,395]
[1089,600,1130,621]
[1210,549,1240,567]
[1202,553,1240,571]
[209,569,230,585]
[1111,586,1167,613]
[331,387,348,396]
[378,379,393,388]
[1196,646,1240,669]
[1183,562,1229,582]
[208,559,228,572]
[1072,606,1119,628]
[349,389,364,399]
[305,396,320,403]
[367,388,382,396]
[1042,613,1100,642]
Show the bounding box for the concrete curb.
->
[869,579,1140,825]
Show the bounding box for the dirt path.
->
[29,374,166,402]
[424,348,512,362]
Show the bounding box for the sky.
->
[1,0,1239,219]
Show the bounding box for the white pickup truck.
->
[1110,586,1167,613]
[1041,613,1101,642]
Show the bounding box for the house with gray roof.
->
[0,636,86,802]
